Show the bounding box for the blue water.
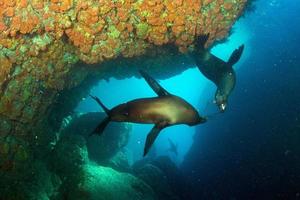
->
[75,0,300,198]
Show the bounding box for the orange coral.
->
[0,0,248,67]
[50,0,73,12]
[0,20,7,31]
[4,7,14,17]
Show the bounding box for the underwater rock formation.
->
[133,156,191,200]
[61,112,131,165]
[0,160,61,200]
[82,164,156,200]
[104,148,132,173]
[134,163,177,200]
[49,133,155,200]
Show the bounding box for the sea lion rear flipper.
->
[139,70,170,96]
[143,125,164,156]
[89,94,111,136]
[227,44,245,66]
[89,116,110,136]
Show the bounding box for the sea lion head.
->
[214,70,236,112]
[187,111,207,126]
[215,90,228,112]
[198,116,207,124]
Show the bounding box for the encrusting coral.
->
[0,0,247,64]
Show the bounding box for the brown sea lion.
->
[191,34,244,112]
[90,70,206,156]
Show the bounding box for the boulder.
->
[80,164,156,200]
[133,156,191,200]
[62,112,131,164]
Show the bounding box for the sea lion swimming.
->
[191,34,244,112]
[90,70,206,156]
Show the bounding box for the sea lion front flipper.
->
[89,94,110,114]
[227,44,245,66]
[139,70,170,96]
[143,124,165,156]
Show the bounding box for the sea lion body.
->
[110,95,201,126]
[192,35,244,112]
[194,51,236,111]
[89,70,206,156]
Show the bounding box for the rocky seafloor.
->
[1,111,191,199]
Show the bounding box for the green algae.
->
[15,145,29,162]
[107,25,121,39]
[32,34,52,49]
[136,23,149,38]
[63,52,79,64]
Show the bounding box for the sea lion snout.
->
[215,91,228,112]
[200,116,207,123]
[188,115,207,126]
[216,99,227,112]
[218,102,227,112]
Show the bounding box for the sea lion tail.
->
[227,44,245,66]
[194,33,210,50]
